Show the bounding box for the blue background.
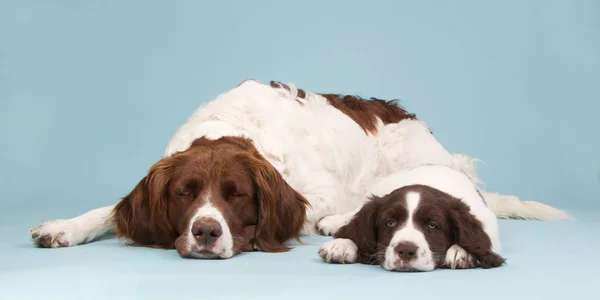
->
[1,1,599,299]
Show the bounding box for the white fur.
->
[31,80,570,249]
[30,205,114,248]
[316,209,360,236]
[445,244,477,269]
[182,202,234,259]
[481,191,571,220]
[318,238,358,264]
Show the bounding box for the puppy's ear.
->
[449,202,505,268]
[333,197,383,265]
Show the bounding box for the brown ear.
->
[449,203,505,268]
[242,153,310,252]
[333,197,382,265]
[110,158,176,249]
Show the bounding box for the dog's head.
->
[334,184,504,271]
[111,136,309,259]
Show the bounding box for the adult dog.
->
[30,80,569,259]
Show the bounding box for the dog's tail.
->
[479,191,572,220]
[450,153,572,221]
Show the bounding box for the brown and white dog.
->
[318,164,505,271]
[29,80,570,260]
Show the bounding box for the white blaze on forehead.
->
[383,191,436,272]
[184,192,235,259]
[405,191,420,216]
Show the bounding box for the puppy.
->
[318,164,504,271]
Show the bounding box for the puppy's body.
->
[319,164,503,271]
[369,164,500,254]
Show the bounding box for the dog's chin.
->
[175,242,234,259]
[389,265,423,272]
[187,249,225,259]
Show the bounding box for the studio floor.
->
[1,206,598,300]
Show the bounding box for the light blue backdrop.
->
[1,0,598,220]
[1,2,600,300]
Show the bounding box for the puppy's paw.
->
[318,238,358,264]
[30,219,79,248]
[444,244,477,269]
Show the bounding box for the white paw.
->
[444,244,477,269]
[30,219,80,248]
[317,214,351,236]
[318,238,358,264]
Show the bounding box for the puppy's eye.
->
[427,221,438,229]
[385,220,396,227]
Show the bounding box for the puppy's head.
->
[334,184,504,271]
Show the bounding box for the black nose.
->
[395,242,418,261]
[191,217,223,246]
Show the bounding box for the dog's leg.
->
[443,245,478,269]
[316,208,360,236]
[30,205,116,248]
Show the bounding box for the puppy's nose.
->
[191,217,223,246]
[395,242,418,261]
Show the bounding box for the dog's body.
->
[319,164,504,271]
[30,80,570,259]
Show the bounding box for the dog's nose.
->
[395,242,418,261]
[191,217,223,246]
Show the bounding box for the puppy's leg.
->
[30,205,115,248]
[318,238,358,264]
[443,245,477,269]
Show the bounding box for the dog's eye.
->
[176,190,190,197]
[385,220,396,227]
[228,192,248,199]
[427,221,438,229]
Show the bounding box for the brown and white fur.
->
[319,164,504,271]
[29,80,570,260]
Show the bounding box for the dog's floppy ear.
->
[111,158,177,249]
[333,196,383,265]
[241,151,310,253]
[448,201,505,268]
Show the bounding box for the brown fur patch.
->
[267,80,416,135]
[319,94,417,134]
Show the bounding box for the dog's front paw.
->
[30,219,79,248]
[318,238,358,264]
[317,214,351,236]
[444,245,477,269]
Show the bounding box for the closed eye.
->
[176,190,191,197]
[229,192,247,198]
